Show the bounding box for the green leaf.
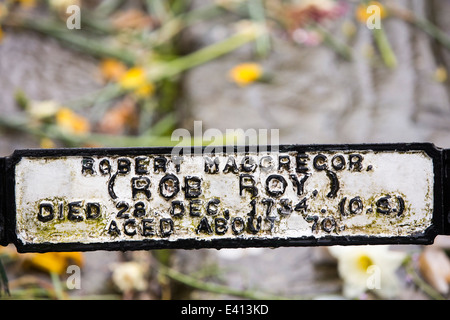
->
[0,258,10,297]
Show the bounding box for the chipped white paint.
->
[14,150,434,246]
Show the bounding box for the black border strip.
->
[0,157,6,246]
[3,142,444,253]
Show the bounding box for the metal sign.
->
[0,143,448,252]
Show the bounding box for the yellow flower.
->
[229,62,263,87]
[56,107,90,135]
[25,252,83,275]
[355,1,387,24]
[99,58,127,82]
[357,254,374,271]
[40,137,56,149]
[119,67,148,90]
[14,0,37,9]
[433,65,448,83]
[118,66,155,98]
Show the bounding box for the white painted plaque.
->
[12,147,436,250]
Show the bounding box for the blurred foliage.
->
[1,0,450,300]
[0,0,448,148]
[0,0,265,148]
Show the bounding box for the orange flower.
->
[100,58,127,82]
[229,63,263,87]
[355,1,387,24]
[56,107,90,135]
[25,252,83,275]
[98,97,138,134]
[134,82,154,98]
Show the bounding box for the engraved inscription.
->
[14,150,434,246]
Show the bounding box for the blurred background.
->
[1,0,450,300]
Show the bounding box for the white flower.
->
[328,245,407,299]
[28,100,60,119]
[110,261,148,293]
[298,0,337,11]
[48,0,80,12]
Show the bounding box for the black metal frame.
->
[0,142,447,253]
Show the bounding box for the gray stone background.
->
[1,0,450,299]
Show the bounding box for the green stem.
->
[403,257,445,300]
[79,10,116,35]
[2,288,54,300]
[0,115,175,147]
[388,4,450,52]
[248,0,271,58]
[0,258,10,297]
[373,26,397,68]
[315,24,353,61]
[158,264,306,300]
[150,3,223,48]
[69,294,122,300]
[145,0,171,23]
[47,128,177,148]
[150,29,262,80]
[415,19,450,50]
[93,0,125,17]
[50,272,65,300]
[66,83,123,111]
[8,18,136,64]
